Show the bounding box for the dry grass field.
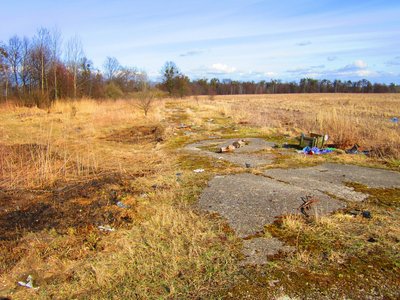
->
[0,94,399,299]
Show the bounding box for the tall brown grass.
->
[207,94,400,159]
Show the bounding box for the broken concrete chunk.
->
[18,275,38,290]
[219,144,236,153]
[98,225,115,232]
[232,139,246,148]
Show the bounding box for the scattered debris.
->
[116,201,130,209]
[219,139,247,153]
[346,144,360,154]
[345,144,370,155]
[219,144,236,153]
[177,123,191,129]
[268,279,280,287]
[193,169,205,173]
[98,225,115,232]
[362,211,372,219]
[299,195,320,217]
[368,237,377,243]
[232,139,246,148]
[176,172,183,182]
[390,117,398,123]
[18,275,38,290]
[299,133,328,148]
[299,146,335,155]
[245,163,251,168]
[348,210,361,216]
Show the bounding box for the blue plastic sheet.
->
[301,146,335,155]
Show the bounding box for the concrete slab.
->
[185,138,276,167]
[199,173,344,238]
[265,163,400,201]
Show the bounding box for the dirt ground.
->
[1,96,399,299]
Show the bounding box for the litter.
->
[178,123,191,129]
[176,172,183,182]
[300,146,335,155]
[232,139,246,148]
[390,117,398,123]
[116,201,130,209]
[193,169,205,173]
[345,144,370,155]
[98,225,115,232]
[346,144,360,154]
[245,163,251,168]
[298,133,328,148]
[18,275,38,290]
[299,195,320,217]
[219,139,247,153]
[219,144,236,153]
[362,211,372,219]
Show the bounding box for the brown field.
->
[0,94,399,299]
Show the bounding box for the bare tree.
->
[115,67,148,92]
[33,28,51,96]
[103,56,120,81]
[136,90,154,116]
[6,36,22,98]
[0,45,10,101]
[20,37,30,96]
[65,35,84,98]
[50,28,62,100]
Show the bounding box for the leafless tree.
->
[136,89,154,116]
[66,35,84,98]
[50,28,62,100]
[6,36,22,97]
[103,56,120,81]
[20,37,30,96]
[0,45,10,101]
[32,28,51,96]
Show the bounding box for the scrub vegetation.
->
[0,93,399,299]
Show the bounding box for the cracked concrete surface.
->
[194,140,400,265]
[185,138,276,167]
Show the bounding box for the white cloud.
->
[210,63,237,74]
[285,60,379,79]
[337,60,368,73]
[264,71,277,77]
[179,50,204,57]
[354,69,375,77]
[353,60,368,69]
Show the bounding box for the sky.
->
[1,0,400,83]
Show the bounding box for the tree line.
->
[1,28,398,107]
[0,28,148,107]
[158,63,399,97]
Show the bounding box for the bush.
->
[105,82,124,99]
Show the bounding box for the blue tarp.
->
[301,146,335,155]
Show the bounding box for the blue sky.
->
[1,0,399,83]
